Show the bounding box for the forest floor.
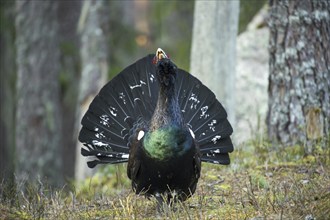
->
[1,138,329,220]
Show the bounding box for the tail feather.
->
[199,137,233,153]
[79,54,233,166]
[87,157,128,168]
[201,153,230,165]
[175,69,233,164]
[197,119,233,147]
[79,55,158,165]
[79,128,129,153]
[82,146,129,168]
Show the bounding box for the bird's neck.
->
[145,79,191,161]
[150,85,183,131]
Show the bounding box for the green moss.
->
[250,173,269,190]
[76,209,115,219]
[10,211,33,220]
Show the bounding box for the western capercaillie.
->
[79,48,233,208]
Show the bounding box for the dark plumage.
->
[79,48,233,207]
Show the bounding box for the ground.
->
[1,139,329,219]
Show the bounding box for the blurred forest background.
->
[0,1,329,218]
[0,0,269,188]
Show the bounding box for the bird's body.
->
[79,48,233,205]
[127,128,200,201]
[127,55,200,201]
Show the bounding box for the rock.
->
[234,7,269,144]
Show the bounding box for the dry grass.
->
[1,140,329,219]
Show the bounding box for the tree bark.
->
[15,0,63,187]
[75,0,109,181]
[58,0,82,181]
[0,0,16,190]
[267,0,330,148]
[190,1,240,128]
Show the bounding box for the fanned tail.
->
[79,54,233,167]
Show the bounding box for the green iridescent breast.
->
[143,126,192,161]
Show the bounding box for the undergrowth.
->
[1,139,329,219]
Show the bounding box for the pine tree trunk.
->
[0,0,16,190]
[58,0,82,181]
[15,0,63,187]
[75,0,109,181]
[190,1,240,128]
[267,0,330,148]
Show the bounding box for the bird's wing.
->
[126,124,145,184]
[176,69,234,165]
[79,55,158,167]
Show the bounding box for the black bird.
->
[79,48,233,207]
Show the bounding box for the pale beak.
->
[156,48,168,61]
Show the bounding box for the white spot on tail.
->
[100,115,110,126]
[92,140,108,147]
[200,106,209,119]
[119,92,126,104]
[121,154,129,159]
[95,132,105,139]
[129,80,146,89]
[189,93,200,109]
[109,106,117,117]
[137,130,145,140]
[211,135,221,144]
[208,120,217,132]
[124,116,132,124]
[189,128,195,139]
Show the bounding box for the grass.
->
[1,139,329,219]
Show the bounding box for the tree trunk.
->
[0,0,16,192]
[190,1,240,129]
[267,0,330,149]
[58,0,82,181]
[15,0,63,187]
[75,0,109,181]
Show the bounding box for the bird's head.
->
[153,48,177,87]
